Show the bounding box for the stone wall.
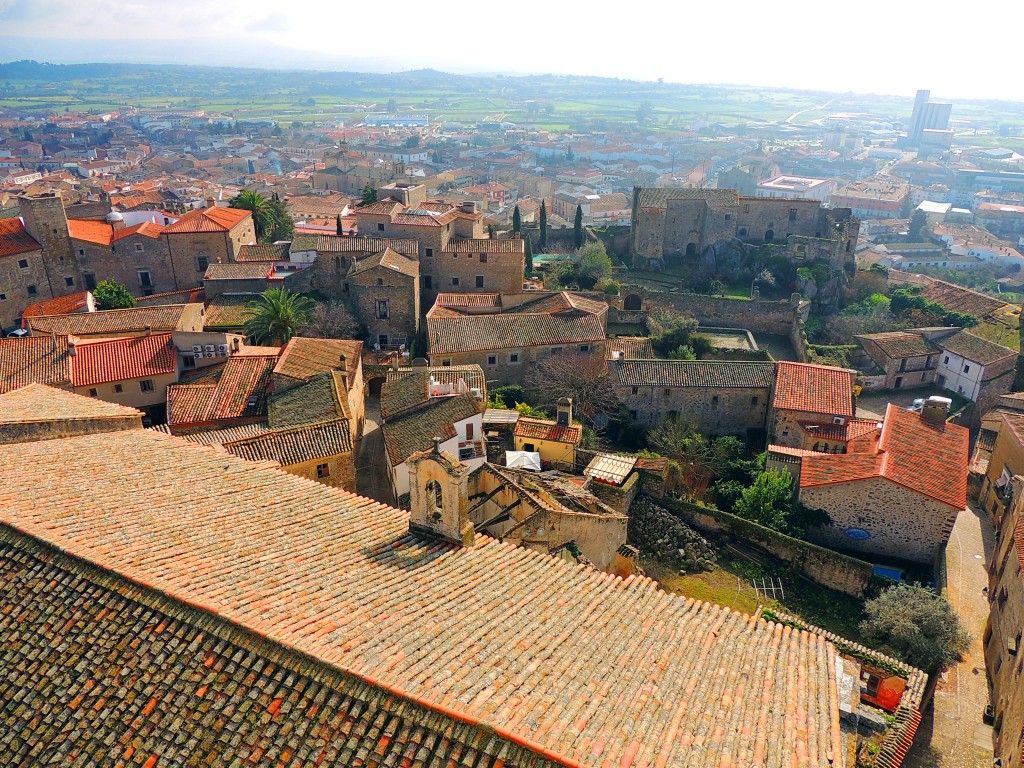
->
[165,231,230,290]
[615,381,771,436]
[435,341,608,389]
[283,451,356,493]
[351,268,419,348]
[656,495,875,597]
[428,247,524,295]
[626,496,717,571]
[622,287,800,336]
[0,246,50,330]
[73,233,176,296]
[802,477,957,564]
[588,470,640,514]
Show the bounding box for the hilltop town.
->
[2,65,1024,768]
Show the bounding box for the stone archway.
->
[685,242,697,257]
[623,293,643,311]
[764,229,775,243]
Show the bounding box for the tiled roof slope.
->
[72,333,177,386]
[274,336,362,384]
[147,421,271,445]
[514,416,582,444]
[223,419,353,465]
[135,288,205,306]
[269,371,349,428]
[608,337,655,359]
[167,354,278,429]
[940,329,1015,367]
[351,247,419,278]
[800,404,968,509]
[21,291,90,320]
[637,187,738,209]
[290,234,418,255]
[429,314,605,354]
[0,534,551,768]
[163,205,251,233]
[381,371,430,420]
[0,217,40,257]
[203,293,255,329]
[204,262,272,281]
[236,242,290,261]
[26,305,189,336]
[0,382,140,423]
[0,335,71,393]
[856,331,934,359]
[382,394,479,465]
[0,428,843,768]
[613,360,776,388]
[888,270,1012,320]
[773,362,855,417]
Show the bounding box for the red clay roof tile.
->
[772,362,855,417]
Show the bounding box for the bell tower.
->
[408,439,474,547]
[18,192,82,297]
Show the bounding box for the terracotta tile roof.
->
[0,335,72,393]
[67,217,115,245]
[135,287,205,306]
[1015,518,1024,572]
[510,291,608,317]
[166,353,278,429]
[0,382,141,424]
[26,305,190,336]
[888,270,1012,320]
[443,238,525,254]
[608,336,655,359]
[939,329,1015,367]
[0,535,548,768]
[798,418,881,445]
[637,187,738,209]
[162,205,251,233]
[0,216,40,257]
[147,421,271,445]
[800,404,968,509]
[203,293,255,329]
[273,337,362,384]
[354,199,405,216]
[352,246,419,278]
[514,415,583,444]
[382,393,479,465]
[613,360,776,389]
[857,331,935,359]
[290,234,418,255]
[429,313,605,354]
[0,425,844,768]
[236,242,290,261]
[223,419,353,466]
[773,362,855,417]
[268,371,348,428]
[203,262,273,281]
[434,292,503,308]
[72,333,177,387]
[21,291,90,320]
[381,371,430,420]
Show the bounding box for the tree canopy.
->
[243,288,314,345]
[360,185,378,206]
[229,190,293,244]
[92,280,135,310]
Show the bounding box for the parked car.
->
[5,328,28,338]
[908,398,926,412]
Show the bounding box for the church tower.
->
[18,192,82,297]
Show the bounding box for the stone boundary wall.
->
[654,495,875,597]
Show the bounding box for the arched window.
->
[426,480,443,520]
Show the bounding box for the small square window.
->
[377,222,385,232]
[663,388,671,397]
[944,356,949,364]
[631,386,638,395]
[89,388,97,397]
[78,248,85,256]
[0,293,5,301]
[487,355,497,365]
[964,364,970,373]
[789,208,798,222]
[711,395,719,407]
[442,359,451,366]
[18,259,28,269]
[751,396,759,406]
[452,277,460,286]
[196,255,209,272]
[182,356,196,368]
[27,285,37,296]
[475,275,484,288]
[316,462,330,478]
[140,379,154,392]
[65,276,75,287]
[579,344,590,353]
[376,277,384,286]
[425,247,433,257]
[724,214,732,221]
[135,243,144,252]
[480,253,488,263]
[510,353,519,363]
[114,383,124,393]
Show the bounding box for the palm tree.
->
[229,190,272,241]
[243,288,314,345]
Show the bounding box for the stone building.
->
[985,475,1024,766]
[768,400,968,563]
[348,247,420,350]
[975,399,1024,525]
[272,336,365,439]
[161,206,255,290]
[69,214,172,296]
[18,192,83,295]
[630,186,858,275]
[202,262,276,297]
[770,361,857,449]
[612,359,775,438]
[426,291,609,386]
[222,419,355,491]
[0,217,50,331]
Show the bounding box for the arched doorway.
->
[685,242,697,257]
[764,229,774,243]
[623,294,643,311]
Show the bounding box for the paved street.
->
[905,505,995,767]
[355,396,396,507]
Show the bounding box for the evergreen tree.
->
[92,280,135,310]
[336,214,343,237]
[539,201,548,251]
[524,234,534,277]
[360,185,378,206]
[573,204,584,249]
[512,204,522,234]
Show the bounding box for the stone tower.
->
[408,439,474,547]
[18,192,82,297]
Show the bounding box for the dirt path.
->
[355,396,396,507]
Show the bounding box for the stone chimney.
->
[407,440,474,547]
[556,397,573,427]
[67,336,77,356]
[338,353,347,374]
[206,197,217,209]
[461,201,477,215]
[921,396,952,425]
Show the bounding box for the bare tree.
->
[527,352,620,425]
[303,301,362,340]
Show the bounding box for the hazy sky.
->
[0,0,1018,102]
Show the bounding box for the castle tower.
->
[408,439,474,547]
[18,192,82,297]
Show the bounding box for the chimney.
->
[206,197,216,209]
[338,353,347,374]
[921,396,952,425]
[144,324,152,336]
[67,337,77,356]
[556,397,573,427]
[231,337,240,352]
[392,353,400,373]
[461,201,477,214]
